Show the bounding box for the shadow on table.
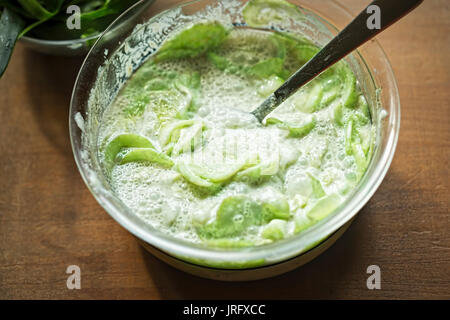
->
[24,49,83,156]
[138,211,373,299]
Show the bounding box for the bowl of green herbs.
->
[0,0,154,76]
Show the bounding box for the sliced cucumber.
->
[307,173,326,199]
[159,120,195,147]
[266,114,316,138]
[262,193,291,220]
[262,219,287,241]
[306,193,342,221]
[337,63,358,109]
[293,81,323,113]
[197,196,263,238]
[257,75,285,97]
[154,22,229,62]
[243,0,303,28]
[345,118,354,155]
[104,134,155,168]
[294,213,315,234]
[333,103,344,126]
[247,57,284,78]
[176,161,216,188]
[188,161,246,183]
[171,121,204,156]
[116,148,174,168]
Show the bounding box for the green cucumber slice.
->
[262,219,287,241]
[173,72,201,118]
[266,114,316,138]
[307,173,326,198]
[257,75,285,97]
[159,120,195,147]
[104,134,155,167]
[198,196,263,239]
[333,103,344,126]
[243,0,303,28]
[247,57,284,78]
[176,161,216,188]
[171,121,204,156]
[154,22,229,62]
[293,81,323,113]
[306,193,342,221]
[261,192,291,220]
[116,148,174,168]
[188,162,246,183]
[337,63,358,109]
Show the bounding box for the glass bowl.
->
[19,0,155,56]
[70,0,400,280]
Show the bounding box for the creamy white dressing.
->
[97,28,373,247]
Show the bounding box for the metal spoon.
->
[251,0,423,122]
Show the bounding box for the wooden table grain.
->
[0,0,448,299]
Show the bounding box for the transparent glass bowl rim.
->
[69,0,400,266]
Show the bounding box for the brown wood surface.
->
[0,0,449,299]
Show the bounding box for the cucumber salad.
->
[97,0,374,248]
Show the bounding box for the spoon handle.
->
[252,0,423,122]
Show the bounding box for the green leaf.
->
[17,0,65,37]
[0,8,25,77]
[21,0,141,40]
[0,1,33,18]
[17,0,54,20]
[154,22,229,62]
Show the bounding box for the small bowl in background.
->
[19,0,155,56]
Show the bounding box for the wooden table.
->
[0,0,448,299]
